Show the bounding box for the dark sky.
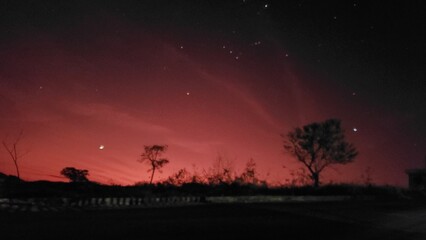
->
[0,0,425,186]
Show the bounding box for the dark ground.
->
[1,200,426,240]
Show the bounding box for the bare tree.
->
[2,131,27,180]
[282,119,358,187]
[139,145,169,184]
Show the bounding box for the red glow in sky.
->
[1,2,425,186]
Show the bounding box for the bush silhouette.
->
[60,167,89,183]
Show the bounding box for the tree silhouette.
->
[139,145,169,184]
[60,167,89,182]
[282,119,358,187]
[2,131,28,180]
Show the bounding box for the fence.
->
[0,195,370,212]
[0,196,203,212]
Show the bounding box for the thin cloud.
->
[68,102,172,134]
[164,43,282,130]
[167,136,223,154]
[199,70,282,130]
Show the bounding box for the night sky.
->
[0,0,425,186]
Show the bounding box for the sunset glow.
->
[0,1,424,186]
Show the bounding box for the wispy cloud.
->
[199,70,282,130]
[68,102,171,134]
[163,43,281,130]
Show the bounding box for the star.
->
[186,92,190,96]
[353,128,358,132]
[99,145,105,150]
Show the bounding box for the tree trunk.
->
[13,160,20,180]
[312,172,319,188]
[149,167,156,184]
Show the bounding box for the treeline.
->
[61,157,270,187]
[0,171,416,200]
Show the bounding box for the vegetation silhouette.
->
[1,170,418,200]
[283,167,312,187]
[60,167,90,183]
[6,132,419,200]
[2,131,27,180]
[162,158,266,189]
[165,168,193,186]
[282,119,358,187]
[235,158,262,185]
[202,155,236,185]
[139,145,169,184]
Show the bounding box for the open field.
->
[1,200,425,240]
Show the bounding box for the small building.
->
[406,158,426,190]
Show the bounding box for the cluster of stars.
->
[221,45,241,60]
